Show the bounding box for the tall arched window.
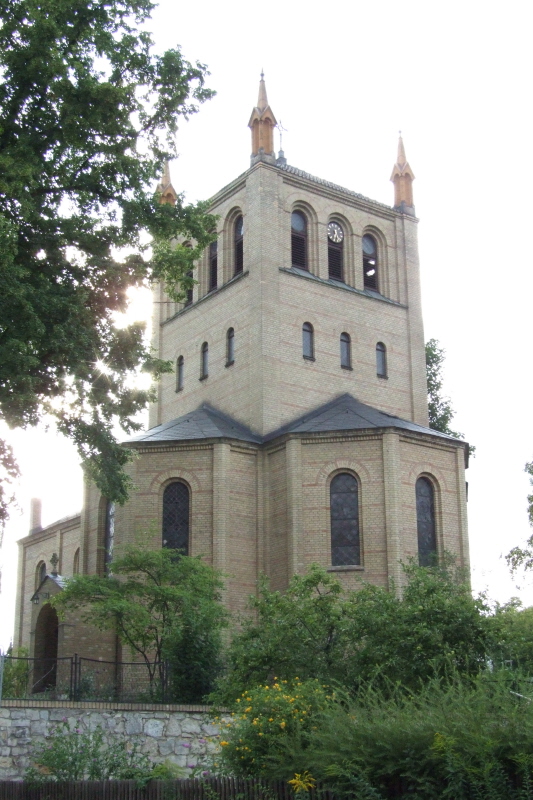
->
[416,477,437,566]
[104,500,115,574]
[234,215,244,274]
[330,473,360,566]
[162,482,190,554]
[291,211,308,270]
[226,327,235,366]
[184,269,193,306]
[200,342,208,379]
[328,221,344,280]
[302,322,314,360]
[35,561,46,589]
[176,356,184,392]
[363,234,378,290]
[209,240,218,291]
[376,342,387,377]
[340,332,351,369]
[73,548,80,575]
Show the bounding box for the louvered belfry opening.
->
[162,482,190,554]
[363,234,378,289]
[330,473,360,566]
[209,240,218,290]
[234,215,244,274]
[291,210,308,269]
[328,241,343,280]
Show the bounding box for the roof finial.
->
[50,552,59,576]
[390,132,415,213]
[249,71,277,165]
[156,160,177,206]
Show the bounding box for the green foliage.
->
[0,0,216,517]
[25,718,164,783]
[52,546,227,702]
[1,645,30,698]
[506,462,533,576]
[487,600,533,672]
[425,339,462,437]
[227,674,533,799]
[217,678,336,778]
[214,562,491,705]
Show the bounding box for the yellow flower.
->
[280,721,286,729]
[269,718,274,722]
[288,771,316,794]
[220,741,229,747]
[245,707,252,713]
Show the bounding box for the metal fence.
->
[0,654,170,703]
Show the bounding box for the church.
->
[14,75,470,664]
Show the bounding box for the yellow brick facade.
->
[15,106,469,658]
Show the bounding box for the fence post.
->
[0,651,4,704]
[70,653,79,700]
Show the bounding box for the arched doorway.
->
[33,603,59,693]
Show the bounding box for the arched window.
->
[200,342,208,379]
[302,322,314,360]
[35,561,46,589]
[104,500,115,574]
[176,356,184,392]
[73,548,80,575]
[416,477,437,566]
[330,473,360,566]
[328,221,344,280]
[291,211,308,270]
[226,327,235,366]
[162,482,190,554]
[234,215,244,275]
[363,234,378,290]
[209,240,218,291]
[340,332,351,369]
[376,342,387,377]
[184,269,193,306]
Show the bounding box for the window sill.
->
[341,365,353,371]
[199,375,208,382]
[303,355,315,362]
[225,360,235,368]
[327,565,364,572]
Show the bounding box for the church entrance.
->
[33,603,59,693]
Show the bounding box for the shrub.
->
[217,678,337,778]
[1,646,30,698]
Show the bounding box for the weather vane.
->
[277,119,288,151]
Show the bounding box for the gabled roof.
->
[127,404,262,445]
[264,393,463,442]
[30,573,67,601]
[126,395,464,448]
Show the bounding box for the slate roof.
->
[31,573,67,600]
[278,163,392,211]
[126,395,464,447]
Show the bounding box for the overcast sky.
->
[2,0,533,647]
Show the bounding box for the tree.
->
[51,546,227,702]
[425,339,464,438]
[506,462,533,575]
[0,0,216,519]
[214,562,491,705]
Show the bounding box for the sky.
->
[1,0,533,647]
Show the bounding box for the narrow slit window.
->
[328,221,344,280]
[302,322,314,360]
[226,327,235,365]
[376,342,387,377]
[176,356,184,391]
[291,211,308,269]
[209,240,218,291]
[200,342,208,379]
[416,477,437,566]
[340,332,351,369]
[184,269,193,306]
[162,482,190,554]
[363,234,378,290]
[330,473,360,566]
[104,500,115,575]
[234,215,244,274]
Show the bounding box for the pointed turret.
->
[157,161,178,206]
[390,133,415,214]
[248,72,277,165]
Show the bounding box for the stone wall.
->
[0,700,224,781]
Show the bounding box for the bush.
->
[1,646,30,698]
[26,718,165,783]
[217,678,337,778]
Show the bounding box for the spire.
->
[248,71,277,165]
[390,132,415,213]
[156,160,178,206]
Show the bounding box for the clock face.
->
[328,222,343,243]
